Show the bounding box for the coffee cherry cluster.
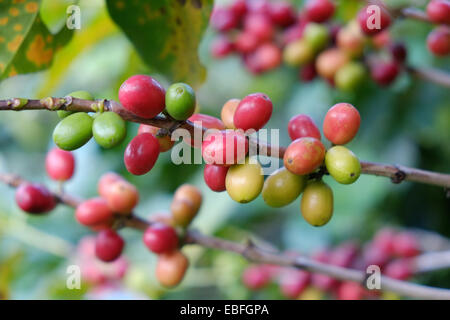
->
[241,228,421,299]
[203,98,361,228]
[210,0,448,90]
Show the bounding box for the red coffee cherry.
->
[202,130,249,165]
[284,137,326,175]
[358,5,391,36]
[211,36,234,59]
[143,223,179,254]
[156,250,189,287]
[304,0,335,23]
[230,0,247,19]
[95,229,124,262]
[392,232,420,258]
[15,183,56,214]
[98,172,124,198]
[75,198,114,227]
[323,103,361,145]
[269,1,296,27]
[372,228,396,256]
[233,93,273,131]
[337,281,365,300]
[104,180,139,215]
[244,43,282,74]
[118,75,165,119]
[288,114,321,140]
[280,270,310,299]
[210,7,239,32]
[390,42,407,63]
[370,61,400,86]
[242,265,270,290]
[244,13,274,42]
[362,244,390,268]
[371,30,391,49]
[299,63,317,82]
[426,0,450,24]
[329,242,359,268]
[138,124,174,152]
[234,31,260,54]
[45,148,75,181]
[187,113,226,147]
[204,164,229,192]
[427,26,450,56]
[124,133,160,175]
[282,23,306,46]
[384,259,413,280]
[311,250,338,290]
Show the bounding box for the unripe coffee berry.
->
[138,124,174,152]
[233,93,273,131]
[156,250,189,287]
[226,157,264,203]
[119,75,166,119]
[284,138,326,175]
[325,146,361,184]
[262,167,306,208]
[301,180,334,227]
[335,62,366,91]
[426,0,450,24]
[303,23,330,52]
[204,164,229,192]
[288,114,321,140]
[305,0,335,23]
[75,198,114,228]
[124,133,160,175]
[53,112,93,151]
[98,172,124,198]
[283,40,314,67]
[45,148,75,181]
[170,199,198,227]
[143,223,179,254]
[202,130,248,165]
[323,103,360,145]
[358,5,391,36]
[165,83,196,120]
[316,48,349,79]
[95,229,124,262]
[173,184,203,213]
[92,112,127,148]
[15,183,56,214]
[221,99,240,129]
[104,180,139,214]
[58,90,94,119]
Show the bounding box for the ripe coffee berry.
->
[165,83,196,121]
[95,229,124,262]
[202,130,248,165]
[45,148,75,181]
[75,198,113,228]
[156,250,189,287]
[211,36,234,58]
[245,43,282,74]
[234,31,260,54]
[288,114,321,140]
[337,281,365,300]
[233,93,273,131]
[204,164,229,192]
[244,13,274,42]
[230,0,247,18]
[118,75,165,119]
[143,223,179,254]
[53,112,93,151]
[323,103,361,145]
[221,99,240,129]
[104,180,139,214]
[242,265,270,290]
[138,124,174,152]
[390,42,407,63]
[15,183,56,214]
[304,0,335,23]
[284,137,326,175]
[426,0,450,25]
[384,259,412,280]
[279,270,310,299]
[392,232,420,258]
[301,180,334,227]
[92,112,127,149]
[269,1,296,27]
[370,61,400,86]
[124,133,160,175]
[210,7,239,32]
[299,63,317,82]
[187,113,225,147]
[358,5,391,36]
[98,172,124,198]
[427,27,450,56]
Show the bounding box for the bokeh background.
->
[0,0,449,299]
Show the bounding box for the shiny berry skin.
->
[300,63,317,82]
[138,124,174,152]
[156,250,189,287]
[288,114,321,140]
[242,265,270,290]
[384,259,412,280]
[53,113,93,151]
[390,42,407,63]
[426,0,450,24]
[118,75,165,119]
[104,180,139,214]
[170,199,197,227]
[246,43,282,74]
[301,180,334,227]
[92,112,127,149]
[143,223,179,254]
[323,103,361,145]
[221,99,240,129]
[75,198,114,227]
[95,229,124,262]
[165,83,196,121]
[337,281,365,300]
[15,183,56,214]
[358,5,391,36]
[173,184,203,212]
[244,13,274,42]
[98,172,124,198]
[234,31,260,53]
[284,137,326,175]
[305,0,335,23]
[45,148,75,181]
[187,114,225,147]
[210,7,239,31]
[269,1,296,27]
[427,27,450,56]
[211,36,234,58]
[280,270,310,298]
[202,130,249,165]
[392,232,420,258]
[204,164,229,192]
[233,93,273,131]
[370,61,400,86]
[124,133,160,175]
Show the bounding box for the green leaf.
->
[106,0,213,88]
[0,0,73,79]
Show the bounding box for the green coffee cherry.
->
[53,113,93,150]
[301,180,333,227]
[335,62,366,91]
[325,146,361,184]
[226,158,264,204]
[92,112,127,148]
[262,167,306,208]
[165,83,196,120]
[58,90,94,119]
[303,23,329,52]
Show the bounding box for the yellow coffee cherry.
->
[262,167,306,208]
[300,180,333,227]
[325,146,361,184]
[226,158,264,203]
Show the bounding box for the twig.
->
[400,7,430,23]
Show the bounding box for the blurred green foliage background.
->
[0,0,449,299]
